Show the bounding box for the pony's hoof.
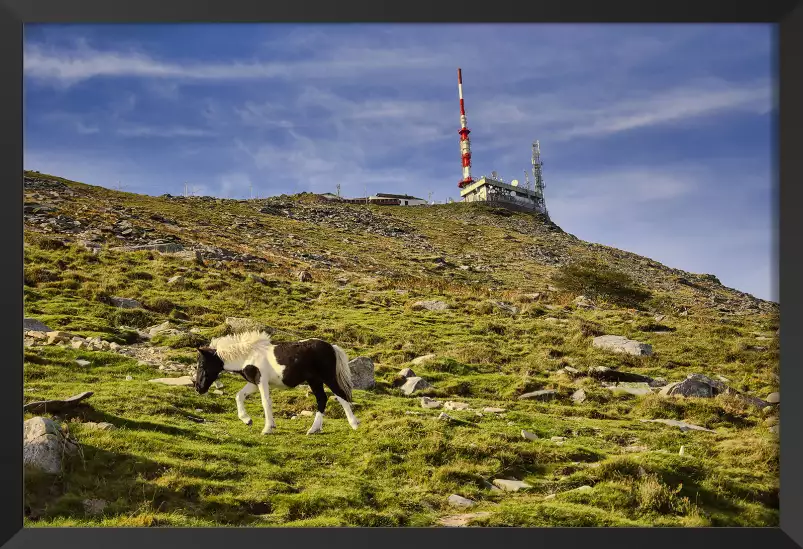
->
[246,419,253,426]
[306,428,322,435]
[261,427,274,435]
[349,421,360,431]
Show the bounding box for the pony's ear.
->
[197,346,215,355]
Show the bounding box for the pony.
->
[193,331,359,435]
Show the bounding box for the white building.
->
[459,176,547,215]
[370,193,428,206]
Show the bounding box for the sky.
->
[22,23,777,302]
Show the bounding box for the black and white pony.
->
[193,331,359,435]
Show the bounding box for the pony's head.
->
[194,347,224,394]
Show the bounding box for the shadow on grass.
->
[24,443,274,526]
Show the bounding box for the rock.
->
[297,270,313,282]
[639,419,716,433]
[444,401,470,411]
[437,512,492,527]
[23,391,94,414]
[46,331,73,344]
[659,374,725,398]
[83,498,107,515]
[572,389,587,404]
[225,317,268,334]
[679,445,686,456]
[551,436,567,443]
[110,297,143,309]
[592,335,653,356]
[125,376,133,381]
[766,392,780,404]
[23,417,79,474]
[411,354,436,365]
[84,422,116,431]
[483,407,506,413]
[557,366,581,377]
[421,397,443,409]
[113,243,184,253]
[544,494,556,501]
[411,300,449,312]
[573,485,593,493]
[606,383,652,396]
[300,410,314,417]
[247,273,268,285]
[521,429,539,441]
[401,376,431,395]
[518,389,558,401]
[716,375,731,383]
[148,376,194,387]
[75,360,91,367]
[492,479,531,492]
[447,495,476,509]
[167,275,186,286]
[348,357,376,390]
[70,340,86,350]
[23,318,52,332]
[574,296,595,309]
[212,380,224,389]
[398,367,416,378]
[437,412,452,421]
[109,342,121,351]
[488,300,518,315]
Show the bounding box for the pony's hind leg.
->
[306,379,327,435]
[235,382,259,426]
[334,396,360,430]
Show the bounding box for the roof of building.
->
[374,193,425,200]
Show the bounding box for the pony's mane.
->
[210,330,273,363]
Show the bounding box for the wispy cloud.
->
[115,125,214,138]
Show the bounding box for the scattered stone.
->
[639,419,716,433]
[212,380,224,389]
[401,376,431,395]
[411,300,450,312]
[421,397,443,409]
[654,315,666,322]
[110,297,143,309]
[23,391,94,414]
[83,498,107,515]
[660,374,725,398]
[437,412,452,421]
[411,354,436,365]
[398,367,416,378]
[84,422,116,431]
[573,485,593,493]
[299,410,314,417]
[247,273,268,285]
[623,445,649,453]
[24,417,79,474]
[588,366,654,384]
[574,295,595,309]
[444,401,470,411]
[572,389,587,404]
[679,445,686,456]
[447,494,476,509]
[23,318,52,332]
[488,300,519,316]
[167,275,186,286]
[557,366,581,377]
[544,494,556,501]
[75,360,91,367]
[148,376,194,387]
[766,392,780,404]
[551,436,567,443]
[483,407,506,413]
[297,270,313,282]
[606,382,652,396]
[437,512,492,527]
[46,331,73,344]
[211,389,224,396]
[125,376,133,381]
[518,389,558,401]
[492,479,531,492]
[348,357,376,390]
[592,335,653,356]
[521,429,539,441]
[716,375,731,383]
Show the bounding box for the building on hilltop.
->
[336,193,428,206]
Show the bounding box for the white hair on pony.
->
[209,330,273,363]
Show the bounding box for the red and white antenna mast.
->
[457,68,474,189]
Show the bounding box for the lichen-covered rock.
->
[23,417,78,474]
[400,376,431,395]
[592,335,653,356]
[348,357,376,390]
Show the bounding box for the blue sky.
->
[23,23,777,302]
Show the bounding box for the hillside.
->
[23,171,780,527]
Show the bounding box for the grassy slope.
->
[23,173,779,527]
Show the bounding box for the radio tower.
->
[457,68,474,189]
[531,140,547,215]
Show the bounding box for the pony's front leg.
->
[235,382,259,426]
[257,379,276,435]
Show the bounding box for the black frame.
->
[2,1,801,547]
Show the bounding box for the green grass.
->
[22,172,779,527]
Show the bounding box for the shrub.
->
[552,260,651,309]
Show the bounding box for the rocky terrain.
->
[23,171,779,527]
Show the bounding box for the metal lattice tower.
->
[531,140,548,216]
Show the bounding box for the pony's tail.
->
[332,344,353,403]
